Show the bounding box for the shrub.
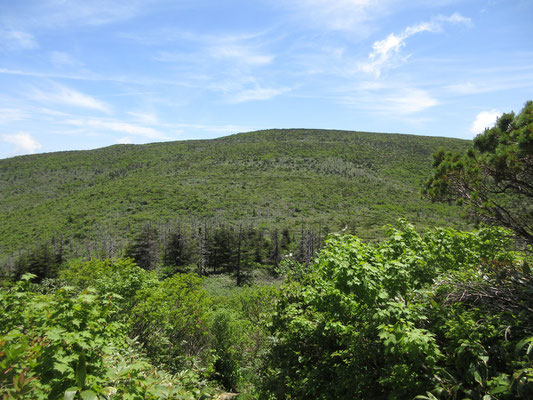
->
[131,273,213,373]
[0,273,217,399]
[261,221,533,399]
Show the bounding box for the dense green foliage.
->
[2,222,532,399]
[131,273,213,371]
[1,257,278,398]
[262,222,533,399]
[425,101,533,244]
[0,273,215,399]
[0,129,469,266]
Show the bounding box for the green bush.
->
[261,221,533,399]
[209,285,279,393]
[59,258,157,312]
[131,273,213,373]
[0,274,215,399]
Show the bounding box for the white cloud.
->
[210,44,274,66]
[128,112,159,125]
[0,108,29,124]
[288,2,471,34]
[65,118,167,140]
[31,84,111,113]
[161,122,252,135]
[438,12,472,26]
[446,71,533,94]
[446,82,480,95]
[383,88,438,114]
[37,107,71,117]
[0,67,99,82]
[230,87,290,103]
[63,1,141,26]
[1,132,42,156]
[342,87,438,115]
[0,30,38,50]
[358,32,406,76]
[8,0,144,30]
[290,0,386,32]
[470,110,500,136]
[156,32,274,68]
[358,13,471,77]
[115,136,134,144]
[49,51,81,66]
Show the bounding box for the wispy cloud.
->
[0,67,103,82]
[341,87,438,115]
[230,86,290,103]
[470,110,500,136]
[446,82,480,95]
[382,88,439,114]
[446,72,533,95]
[0,29,38,50]
[1,132,42,156]
[0,67,190,88]
[154,30,281,103]
[30,84,111,113]
[288,0,389,33]
[155,30,275,68]
[0,108,29,124]
[65,118,168,140]
[439,13,472,26]
[209,44,274,66]
[358,13,471,77]
[49,51,82,67]
[159,122,254,135]
[115,136,134,144]
[5,0,144,30]
[61,1,142,26]
[37,108,71,117]
[128,112,159,125]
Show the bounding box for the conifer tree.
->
[125,223,159,270]
[425,101,533,244]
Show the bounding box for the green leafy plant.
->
[0,273,216,399]
[261,221,533,399]
[131,273,213,373]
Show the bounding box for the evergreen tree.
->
[162,226,191,271]
[280,228,292,252]
[425,101,533,244]
[14,241,64,282]
[208,225,235,274]
[125,223,159,270]
[269,229,281,268]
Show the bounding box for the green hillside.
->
[0,129,469,259]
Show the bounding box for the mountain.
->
[0,129,470,260]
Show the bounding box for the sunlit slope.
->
[0,129,469,254]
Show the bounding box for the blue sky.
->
[1,0,532,159]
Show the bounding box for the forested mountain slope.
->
[0,129,469,258]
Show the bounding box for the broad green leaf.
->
[64,387,78,400]
[473,369,484,386]
[54,362,71,374]
[80,390,98,400]
[76,351,86,388]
